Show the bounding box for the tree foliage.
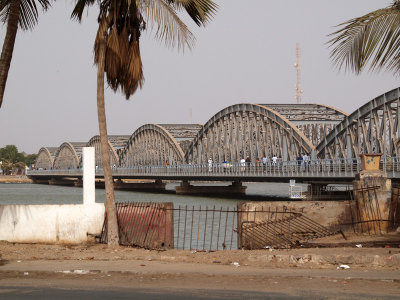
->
[0,0,53,108]
[72,0,218,99]
[0,145,35,174]
[0,0,52,30]
[329,0,400,74]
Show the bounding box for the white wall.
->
[0,203,104,243]
[0,147,105,244]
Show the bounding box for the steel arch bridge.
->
[32,87,400,171]
[86,135,130,168]
[184,103,346,164]
[35,147,58,170]
[316,87,400,159]
[119,124,201,167]
[53,142,87,169]
[262,104,348,146]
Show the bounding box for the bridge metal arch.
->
[261,103,348,147]
[86,135,130,168]
[119,124,185,167]
[316,87,400,159]
[35,147,58,170]
[185,103,315,164]
[53,142,86,169]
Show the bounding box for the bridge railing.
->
[27,157,400,178]
[114,158,363,178]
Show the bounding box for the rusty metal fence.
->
[238,210,336,249]
[101,202,337,251]
[101,202,174,249]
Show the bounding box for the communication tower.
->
[294,43,303,104]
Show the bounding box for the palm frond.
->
[139,0,195,50]
[329,2,400,74]
[71,0,97,22]
[0,0,52,30]
[74,0,217,99]
[165,0,218,26]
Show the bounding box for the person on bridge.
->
[297,155,303,171]
[256,157,261,169]
[303,153,310,171]
[240,158,246,172]
[272,155,278,167]
[208,157,213,172]
[245,157,251,171]
[262,156,268,171]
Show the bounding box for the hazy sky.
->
[0,0,399,154]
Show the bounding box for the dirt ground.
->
[1,235,400,298]
[1,240,400,299]
[1,231,400,270]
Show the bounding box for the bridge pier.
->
[74,178,83,187]
[32,178,50,184]
[353,154,393,232]
[114,179,166,191]
[48,178,76,186]
[175,180,247,195]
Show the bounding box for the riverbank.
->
[0,175,32,184]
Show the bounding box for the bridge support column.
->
[353,154,392,232]
[114,179,166,191]
[74,178,83,187]
[175,181,247,195]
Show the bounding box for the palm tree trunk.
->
[0,0,21,108]
[97,26,119,247]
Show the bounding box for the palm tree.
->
[72,0,217,246]
[0,144,26,174]
[0,0,52,108]
[328,1,400,74]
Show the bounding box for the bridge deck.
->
[28,159,400,184]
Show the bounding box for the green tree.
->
[329,1,400,74]
[0,0,52,108]
[72,0,217,246]
[0,145,26,174]
[24,153,37,167]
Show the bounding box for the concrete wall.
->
[238,201,352,232]
[0,147,105,244]
[0,203,104,244]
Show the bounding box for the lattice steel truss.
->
[35,147,58,170]
[36,88,400,169]
[119,124,199,167]
[316,88,400,159]
[53,142,86,169]
[185,104,315,164]
[262,104,347,146]
[86,135,130,168]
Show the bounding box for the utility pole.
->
[294,43,302,104]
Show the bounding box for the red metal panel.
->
[101,202,174,250]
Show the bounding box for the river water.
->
[0,182,300,208]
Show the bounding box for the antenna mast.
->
[294,43,302,104]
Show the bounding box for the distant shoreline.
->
[0,175,32,184]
